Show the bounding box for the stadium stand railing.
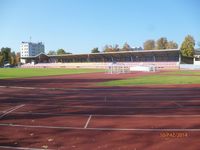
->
[21,62,179,70]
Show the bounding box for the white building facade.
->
[20,42,45,64]
[20,42,45,57]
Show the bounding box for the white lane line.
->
[0,123,199,132]
[1,85,200,91]
[22,104,180,109]
[173,102,183,108]
[6,111,200,118]
[0,104,25,119]
[84,115,92,128]
[88,127,200,132]
[0,145,53,150]
[0,86,36,90]
[7,97,200,102]
[2,106,19,113]
[2,103,183,109]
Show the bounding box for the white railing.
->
[20,62,179,70]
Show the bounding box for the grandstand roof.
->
[21,49,181,64]
[21,49,180,59]
[47,49,180,58]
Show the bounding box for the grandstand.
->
[20,49,180,70]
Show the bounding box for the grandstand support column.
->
[153,55,156,62]
[178,54,181,70]
[179,54,181,64]
[130,56,133,62]
[136,56,139,62]
[111,56,114,62]
[87,54,90,62]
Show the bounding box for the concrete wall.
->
[180,64,200,70]
[194,58,200,65]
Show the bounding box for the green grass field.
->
[1,68,200,85]
[0,68,104,79]
[98,71,200,86]
[161,70,200,75]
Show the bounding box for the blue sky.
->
[0,0,200,53]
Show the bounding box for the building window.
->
[195,57,200,61]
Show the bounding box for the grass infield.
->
[98,73,200,86]
[0,68,104,79]
[161,70,200,75]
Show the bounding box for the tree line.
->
[48,49,71,55]
[90,35,198,57]
[143,37,178,50]
[91,43,143,53]
[47,35,198,58]
[90,37,179,54]
[143,35,197,57]
[0,47,20,67]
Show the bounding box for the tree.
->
[156,37,168,49]
[167,41,178,49]
[10,52,16,66]
[57,49,66,55]
[143,40,155,50]
[180,35,195,57]
[0,48,20,66]
[10,56,15,65]
[15,52,21,65]
[91,47,100,53]
[132,47,143,50]
[122,42,132,51]
[48,50,56,55]
[1,47,11,62]
[113,44,120,52]
[103,45,112,52]
[0,55,3,66]
[103,44,120,52]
